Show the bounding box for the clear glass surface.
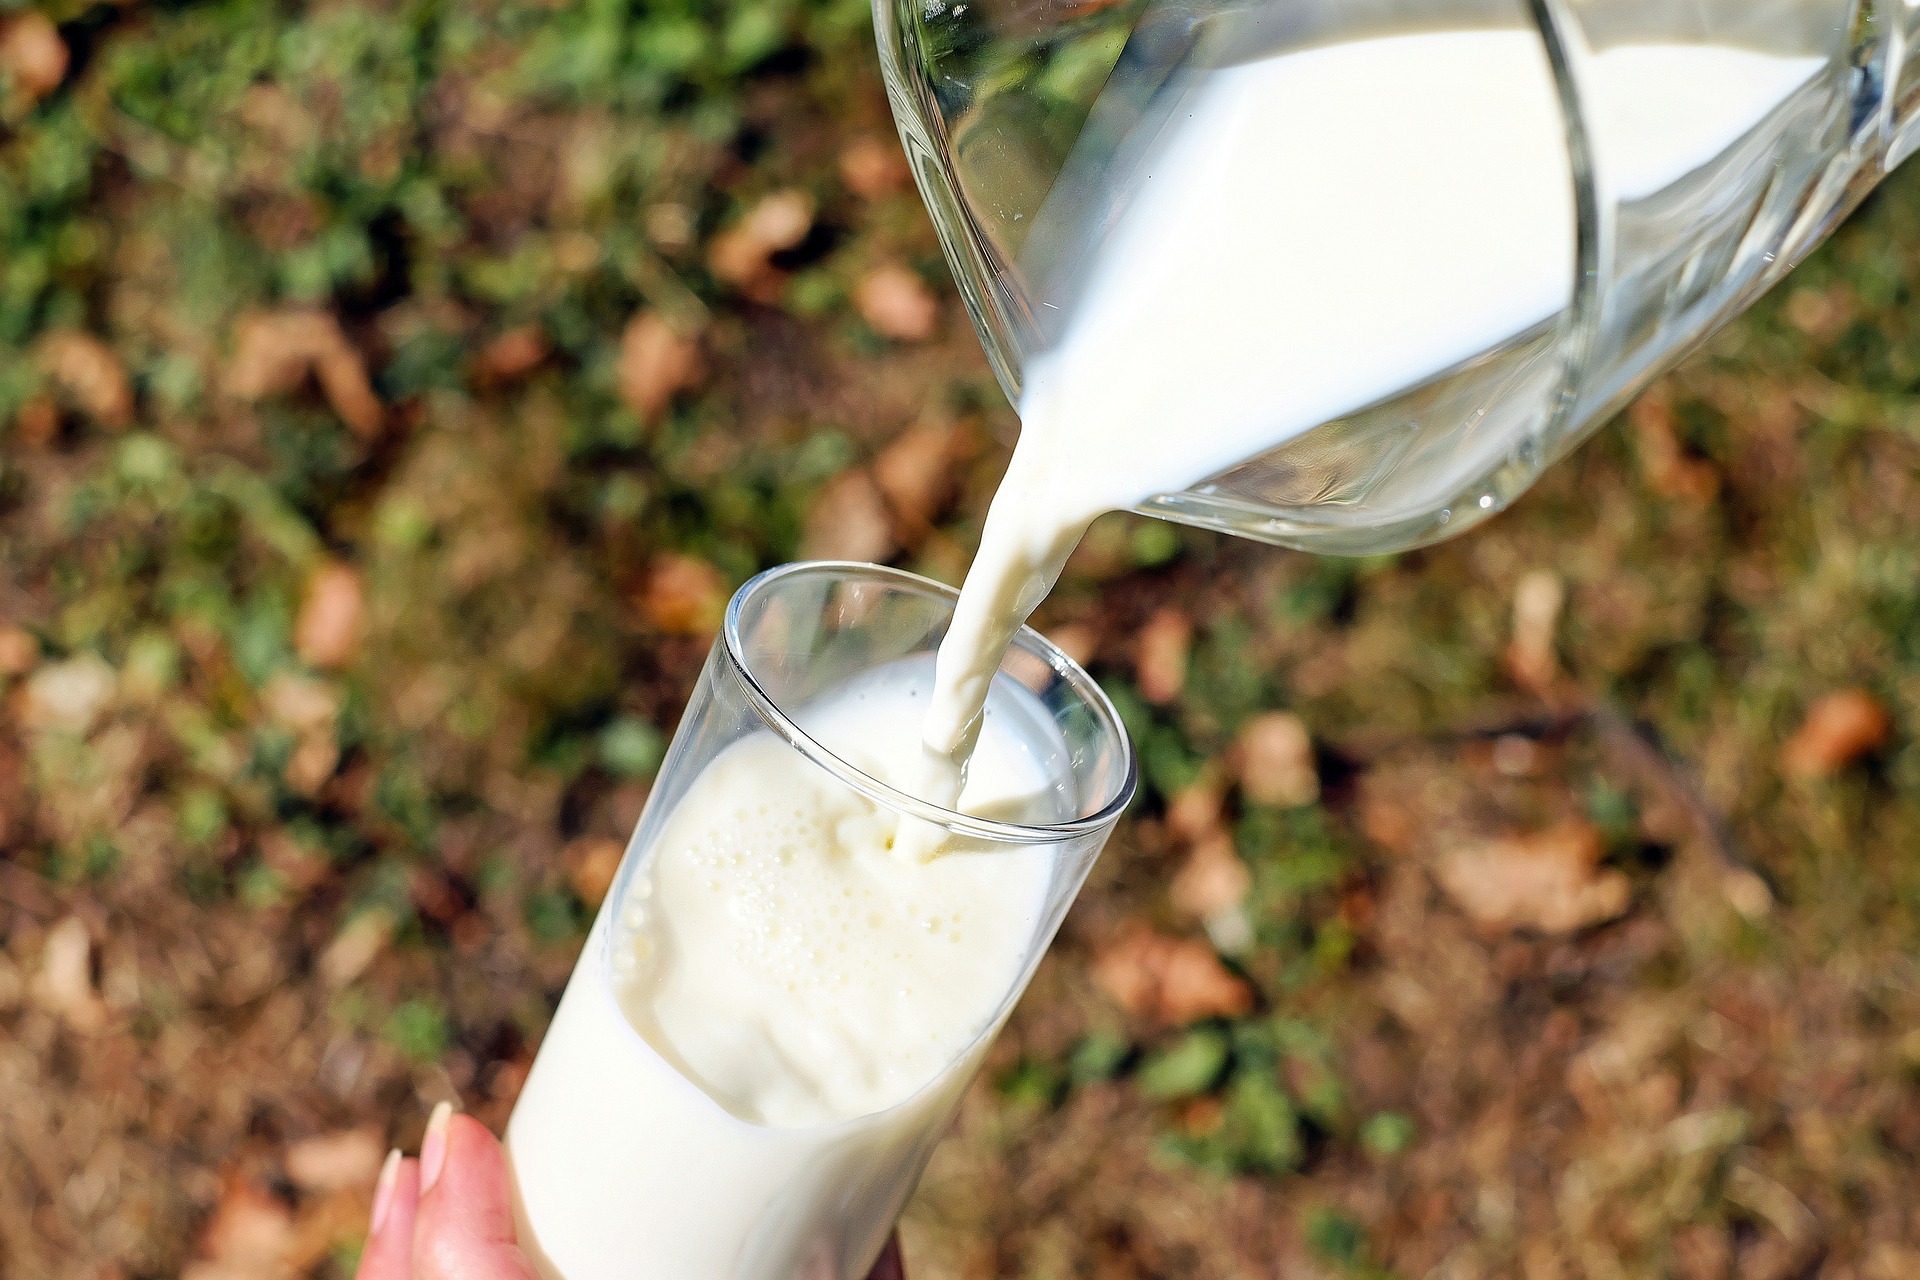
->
[878,0,1904,555]
[505,562,1135,1280]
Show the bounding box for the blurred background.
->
[0,0,1917,1276]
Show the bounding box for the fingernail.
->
[370,1148,402,1234]
[420,1101,454,1194]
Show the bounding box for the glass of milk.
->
[506,562,1136,1280]
[879,0,1897,554]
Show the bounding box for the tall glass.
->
[505,563,1136,1280]
[879,0,1894,555]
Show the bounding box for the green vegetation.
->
[1,0,1917,1275]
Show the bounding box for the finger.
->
[355,1151,420,1280]
[412,1109,542,1280]
[867,1233,907,1280]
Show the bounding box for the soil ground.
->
[2,2,1918,1277]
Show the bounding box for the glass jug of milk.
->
[877,0,1907,555]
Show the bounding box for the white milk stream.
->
[506,29,1821,1280]
[919,32,1823,792]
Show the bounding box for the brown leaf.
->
[616,312,704,422]
[839,135,910,200]
[854,265,939,342]
[1043,622,1096,668]
[265,674,342,794]
[36,330,132,429]
[189,1179,295,1280]
[1163,777,1225,844]
[1134,607,1191,705]
[1630,390,1720,505]
[1,11,68,106]
[318,910,392,988]
[1234,712,1318,808]
[13,395,60,447]
[1781,688,1892,778]
[1092,924,1253,1026]
[566,835,625,909]
[1434,819,1631,935]
[0,624,40,675]
[1357,778,1417,854]
[1505,568,1564,695]
[227,310,382,437]
[1169,832,1251,921]
[708,190,814,299]
[20,654,116,734]
[263,672,338,733]
[473,325,549,386]
[284,1130,384,1193]
[257,830,329,895]
[294,562,364,670]
[32,916,106,1032]
[801,469,895,564]
[639,554,727,636]
[872,421,966,535]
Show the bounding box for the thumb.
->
[411,1106,542,1280]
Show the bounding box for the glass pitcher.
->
[876,0,1909,556]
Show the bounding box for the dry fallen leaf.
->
[258,830,329,896]
[1,11,68,106]
[13,395,60,447]
[0,624,40,675]
[708,190,814,301]
[227,310,383,437]
[854,265,939,343]
[616,312,704,422]
[639,554,727,636]
[801,469,895,564]
[20,654,116,735]
[1781,688,1892,779]
[1169,832,1252,921]
[36,330,132,429]
[1044,622,1097,668]
[566,836,625,909]
[1235,711,1318,808]
[1506,568,1564,695]
[294,562,364,670]
[284,1130,384,1193]
[1092,924,1254,1026]
[1134,607,1192,705]
[1434,819,1631,935]
[873,421,966,535]
[839,135,911,200]
[32,916,107,1032]
[1164,777,1225,844]
[319,910,393,988]
[264,672,342,794]
[1630,391,1720,506]
[185,1179,295,1280]
[473,325,549,386]
[1357,777,1418,854]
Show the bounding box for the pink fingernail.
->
[420,1102,454,1194]
[370,1148,401,1234]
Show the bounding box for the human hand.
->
[355,1103,907,1280]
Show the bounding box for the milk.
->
[921,32,1824,789]
[507,661,1065,1278]
[505,28,1826,1275]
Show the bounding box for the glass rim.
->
[721,560,1138,845]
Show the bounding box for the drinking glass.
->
[878,0,1896,554]
[505,562,1136,1280]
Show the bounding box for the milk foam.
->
[614,663,1059,1128]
